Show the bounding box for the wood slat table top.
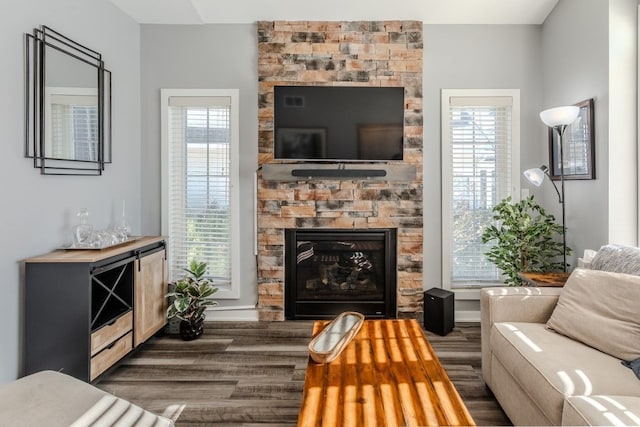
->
[298,319,475,427]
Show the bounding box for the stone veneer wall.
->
[257,21,423,321]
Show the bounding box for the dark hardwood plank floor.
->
[97,321,510,426]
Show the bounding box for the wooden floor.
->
[97,321,510,426]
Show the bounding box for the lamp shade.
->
[524,166,547,187]
[539,106,580,127]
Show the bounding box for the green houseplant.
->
[481,196,570,286]
[167,260,218,340]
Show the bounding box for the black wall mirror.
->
[25,26,111,175]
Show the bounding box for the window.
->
[441,89,520,292]
[161,89,240,299]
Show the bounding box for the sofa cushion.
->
[563,395,640,426]
[491,322,640,425]
[546,268,640,361]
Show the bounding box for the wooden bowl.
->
[308,311,365,364]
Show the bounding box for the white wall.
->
[608,0,639,245]
[422,24,543,314]
[140,24,259,309]
[0,0,141,383]
[541,0,611,259]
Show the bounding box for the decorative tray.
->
[62,236,140,250]
[308,311,365,364]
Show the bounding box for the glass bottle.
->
[74,208,93,246]
[114,200,131,241]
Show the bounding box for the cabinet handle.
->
[135,250,142,271]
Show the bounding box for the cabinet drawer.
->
[91,311,133,356]
[91,331,132,381]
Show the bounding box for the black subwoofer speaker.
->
[423,287,454,336]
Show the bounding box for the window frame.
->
[441,89,521,301]
[160,88,241,299]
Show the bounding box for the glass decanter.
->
[113,200,131,242]
[74,208,93,246]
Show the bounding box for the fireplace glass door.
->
[285,229,396,319]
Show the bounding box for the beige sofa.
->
[0,370,174,427]
[481,267,640,425]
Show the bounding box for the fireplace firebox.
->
[284,229,397,319]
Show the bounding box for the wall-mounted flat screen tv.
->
[273,86,404,161]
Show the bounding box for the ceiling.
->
[109,0,560,25]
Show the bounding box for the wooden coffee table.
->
[298,319,475,427]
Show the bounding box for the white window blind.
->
[166,95,233,286]
[46,90,99,162]
[442,90,520,291]
[51,104,98,161]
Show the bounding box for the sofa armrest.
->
[480,287,562,388]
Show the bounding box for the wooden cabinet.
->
[24,236,167,382]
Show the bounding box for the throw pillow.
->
[546,268,640,361]
[622,358,640,380]
[590,244,640,275]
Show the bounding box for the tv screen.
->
[273,86,404,161]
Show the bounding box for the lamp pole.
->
[555,125,567,272]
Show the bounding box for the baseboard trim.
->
[204,307,479,323]
[206,306,259,321]
[456,310,480,322]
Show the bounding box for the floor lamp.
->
[523,106,579,272]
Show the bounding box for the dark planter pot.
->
[179,318,204,341]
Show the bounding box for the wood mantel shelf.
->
[518,271,571,287]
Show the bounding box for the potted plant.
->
[481,196,570,286]
[166,260,218,340]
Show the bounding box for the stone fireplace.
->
[257,20,423,321]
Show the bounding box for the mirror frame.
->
[25,25,111,175]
